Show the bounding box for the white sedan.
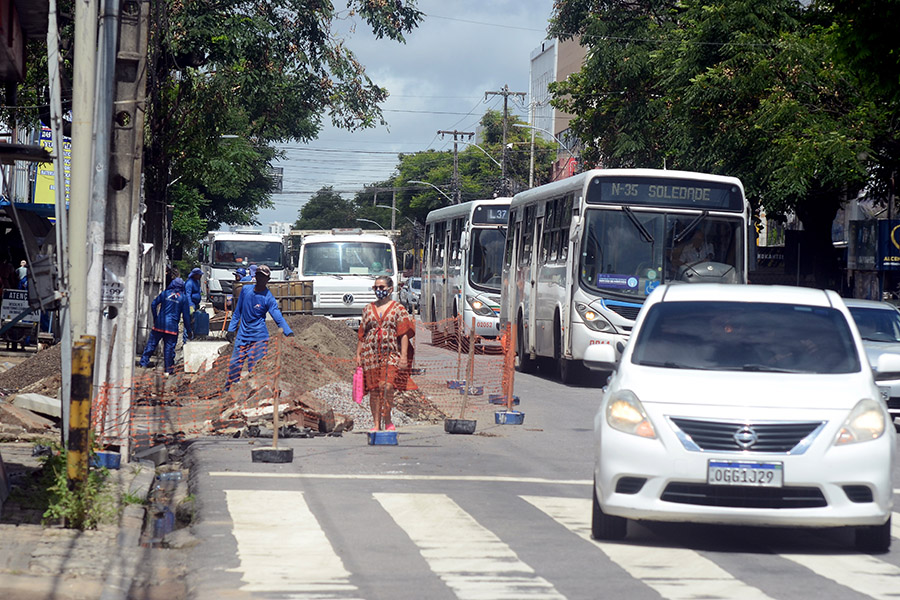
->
[585,284,899,552]
[844,298,900,430]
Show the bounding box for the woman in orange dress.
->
[355,276,416,431]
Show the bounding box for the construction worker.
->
[185,267,202,311]
[225,264,292,390]
[140,270,193,373]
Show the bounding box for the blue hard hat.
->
[249,264,258,275]
[189,267,202,278]
[235,267,247,276]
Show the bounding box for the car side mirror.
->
[874,353,900,380]
[583,343,618,371]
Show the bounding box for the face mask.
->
[375,288,391,300]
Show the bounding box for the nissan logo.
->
[733,425,758,449]
[342,293,354,305]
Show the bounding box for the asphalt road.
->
[184,367,900,600]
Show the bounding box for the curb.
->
[99,459,156,600]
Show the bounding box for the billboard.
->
[33,127,71,206]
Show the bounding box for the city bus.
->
[297,229,398,328]
[423,198,511,344]
[500,168,749,382]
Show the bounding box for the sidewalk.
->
[0,440,189,600]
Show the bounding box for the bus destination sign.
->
[472,206,510,225]
[587,176,743,211]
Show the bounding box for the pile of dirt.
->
[0,344,61,394]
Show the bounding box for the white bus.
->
[297,229,398,327]
[423,198,511,343]
[500,168,750,382]
[199,230,289,309]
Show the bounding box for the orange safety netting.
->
[90,314,517,451]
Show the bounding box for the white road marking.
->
[210,472,591,485]
[780,549,900,600]
[523,495,774,600]
[224,489,362,598]
[375,493,565,599]
[894,512,900,539]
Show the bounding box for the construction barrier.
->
[85,312,516,451]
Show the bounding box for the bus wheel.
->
[555,316,576,384]
[430,301,443,346]
[515,317,536,374]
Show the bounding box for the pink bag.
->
[352,367,364,404]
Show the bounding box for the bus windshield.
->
[579,209,744,299]
[213,241,284,269]
[469,227,505,291]
[302,242,395,276]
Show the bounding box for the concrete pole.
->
[86,0,120,342]
[47,0,74,445]
[70,0,99,339]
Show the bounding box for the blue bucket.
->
[367,431,398,446]
[90,451,121,469]
[447,380,465,389]
[495,411,525,425]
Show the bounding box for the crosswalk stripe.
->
[522,495,775,600]
[780,550,900,600]
[210,472,592,485]
[224,489,362,598]
[894,512,900,539]
[375,493,566,599]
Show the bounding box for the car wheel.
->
[592,481,626,540]
[855,515,891,553]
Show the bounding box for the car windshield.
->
[848,306,900,343]
[631,301,861,374]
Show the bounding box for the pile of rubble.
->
[0,345,62,439]
[133,314,447,437]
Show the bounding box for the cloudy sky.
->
[258,0,556,226]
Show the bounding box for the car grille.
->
[887,397,900,415]
[661,482,827,509]
[669,417,825,454]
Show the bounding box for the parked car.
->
[844,298,900,430]
[584,284,899,552]
[399,276,421,313]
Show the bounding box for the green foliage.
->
[294,186,359,229]
[549,0,893,286]
[35,444,116,530]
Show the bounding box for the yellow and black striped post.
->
[67,335,96,485]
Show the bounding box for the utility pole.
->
[485,85,526,196]
[438,129,473,204]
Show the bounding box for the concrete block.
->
[133,444,168,467]
[183,340,229,373]
[0,401,56,432]
[11,393,61,419]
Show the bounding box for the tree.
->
[549,0,882,287]
[144,0,422,251]
[294,186,359,230]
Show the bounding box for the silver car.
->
[845,298,900,430]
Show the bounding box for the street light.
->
[355,218,385,231]
[407,180,454,204]
[513,123,579,187]
[457,140,502,169]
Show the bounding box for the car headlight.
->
[575,301,614,333]
[605,390,656,438]
[466,296,495,316]
[834,399,886,446]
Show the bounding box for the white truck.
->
[199,230,290,309]
[296,229,398,327]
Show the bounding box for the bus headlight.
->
[466,296,495,316]
[575,302,614,333]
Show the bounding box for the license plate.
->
[707,460,783,487]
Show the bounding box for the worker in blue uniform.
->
[184,267,203,342]
[140,272,193,373]
[240,264,257,282]
[225,264,293,390]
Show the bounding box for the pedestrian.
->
[241,264,257,282]
[225,264,293,390]
[15,259,26,286]
[226,268,247,311]
[139,270,193,373]
[355,275,416,432]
